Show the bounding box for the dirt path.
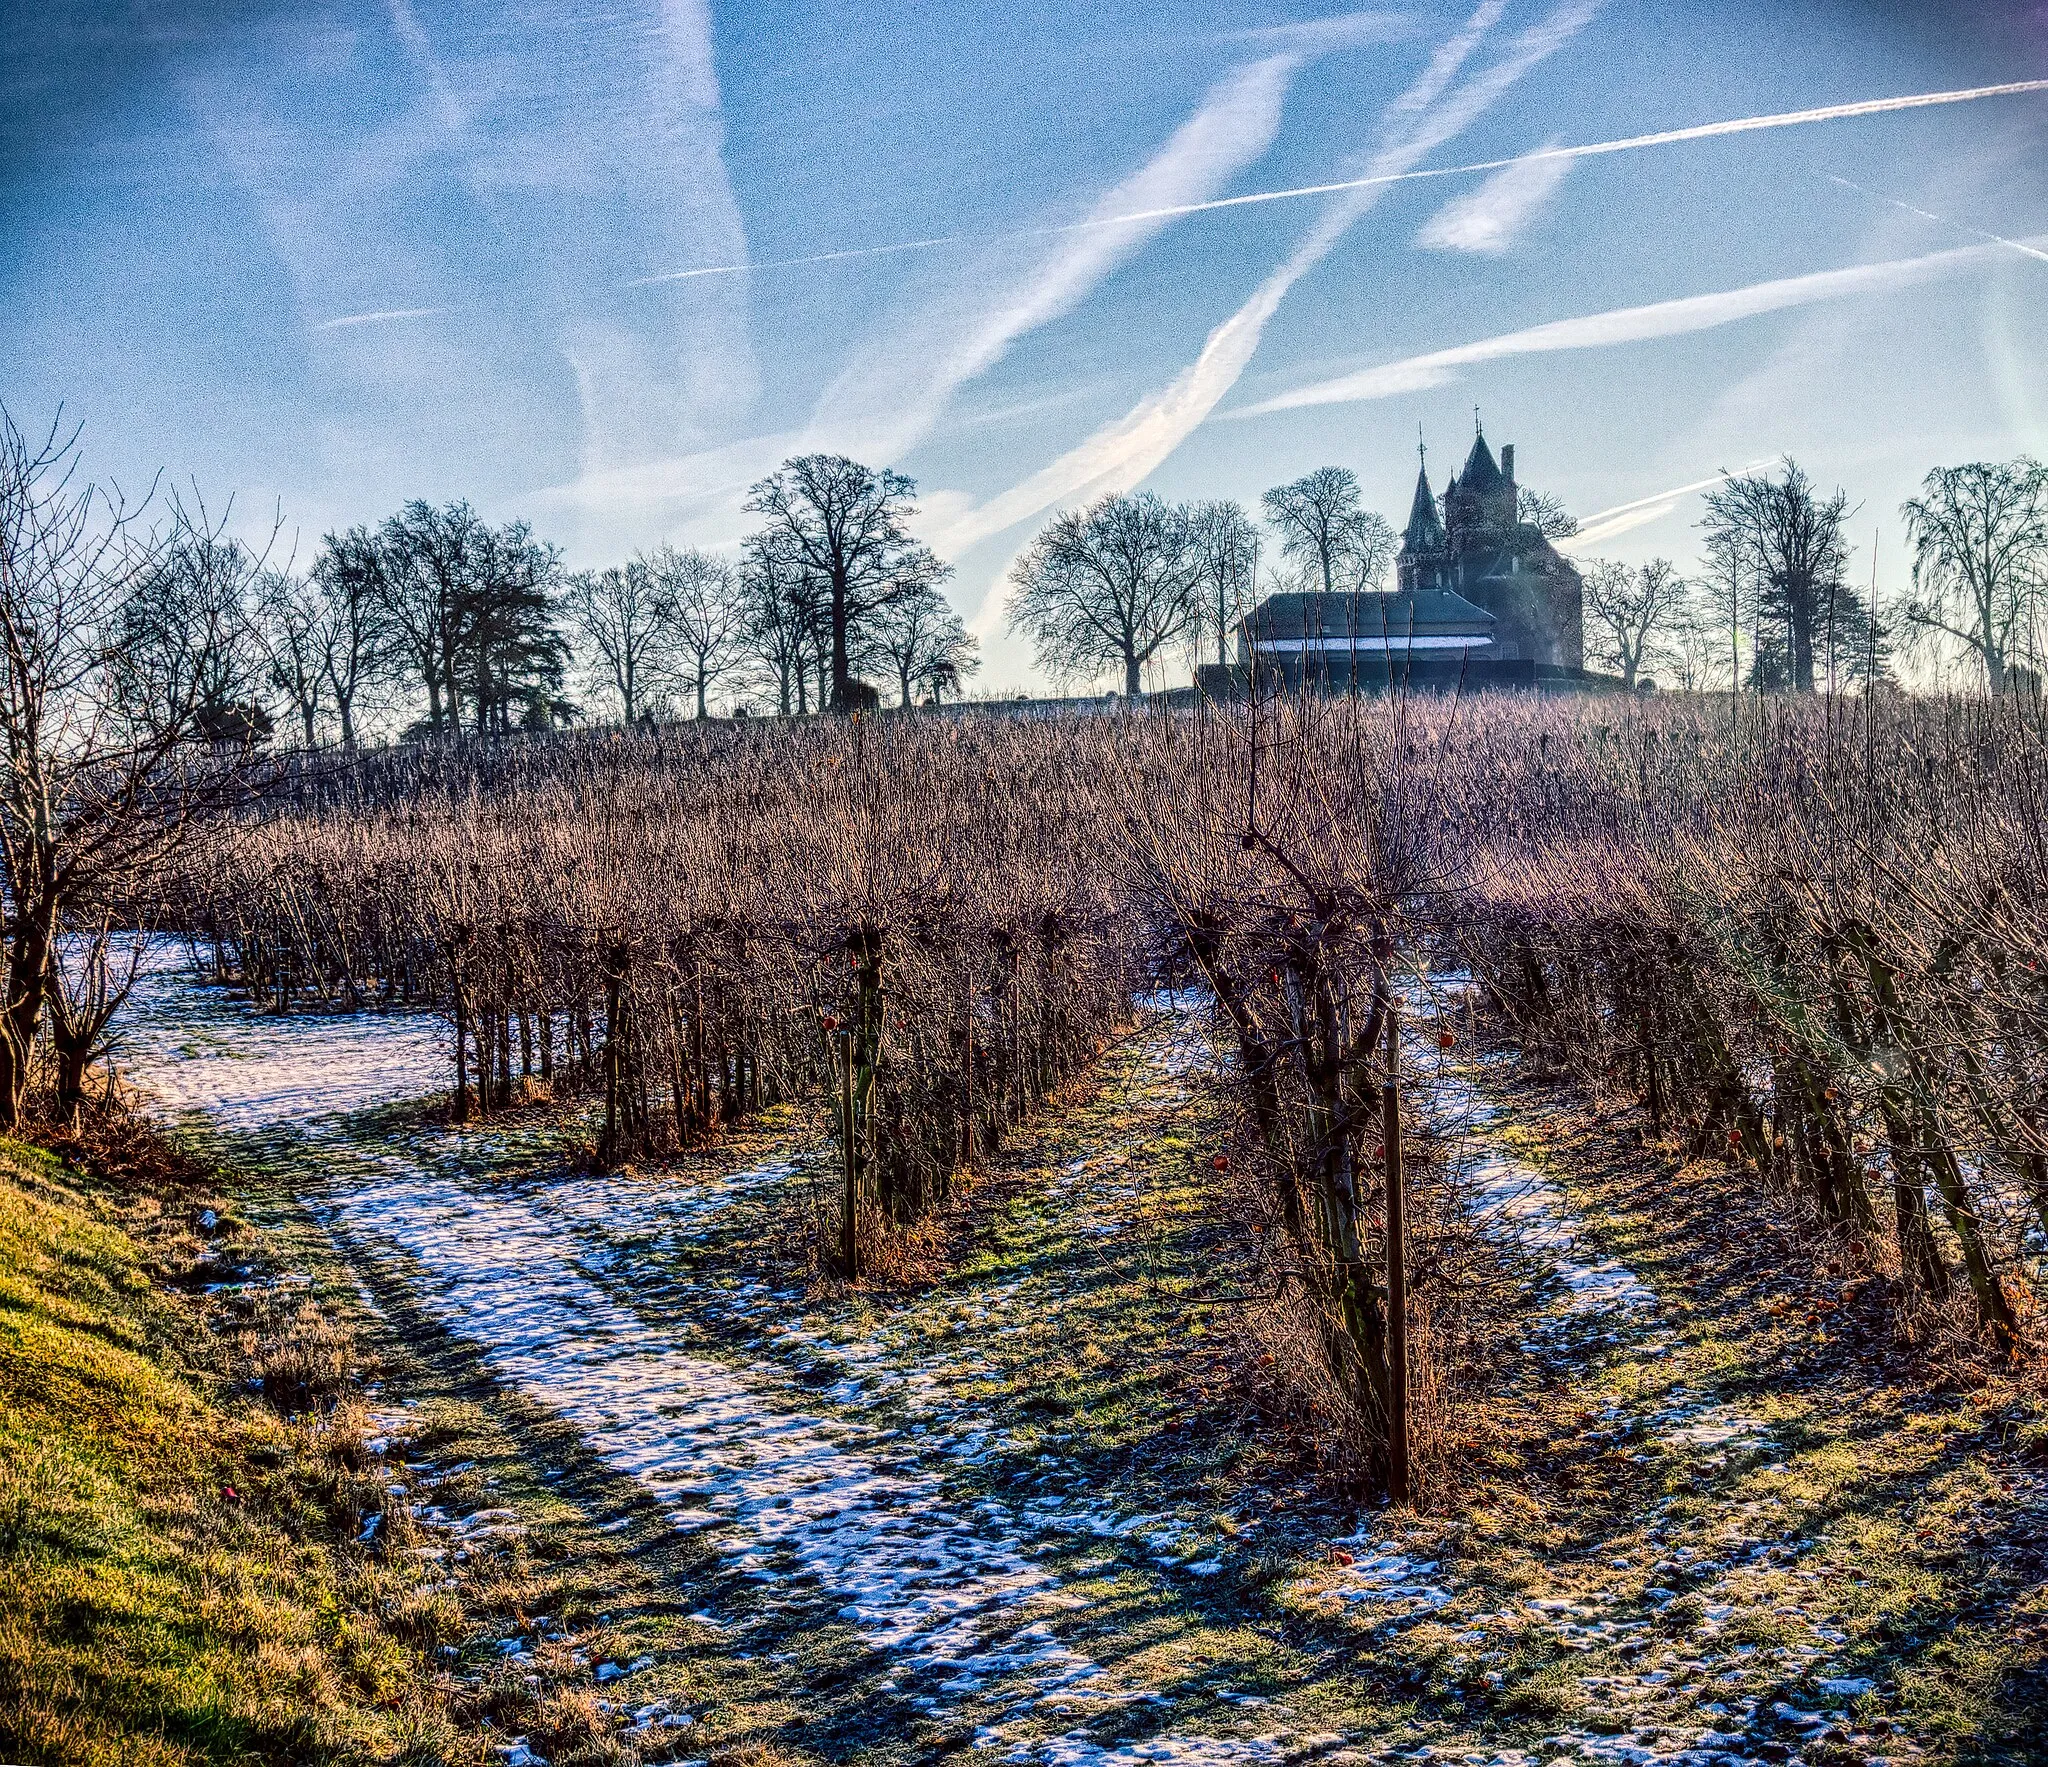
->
[118,956,2041,1766]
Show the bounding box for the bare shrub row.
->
[154,691,2048,1495]
[1445,693,2048,1347]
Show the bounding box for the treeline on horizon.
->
[19,390,2042,754]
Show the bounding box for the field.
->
[6,690,2048,1766]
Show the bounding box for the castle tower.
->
[1404,426,1584,670]
[1396,445,1447,593]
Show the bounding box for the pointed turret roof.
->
[1461,428,1503,491]
[1402,460,1445,553]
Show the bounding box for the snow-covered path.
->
[114,937,447,1126]
[115,957,1304,1758]
[119,952,1864,1767]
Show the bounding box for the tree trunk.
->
[1124,651,1142,697]
[831,575,852,711]
[0,899,57,1128]
[1791,585,1817,692]
[1382,993,1410,1503]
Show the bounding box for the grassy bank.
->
[0,1121,452,1762]
[0,1111,708,1767]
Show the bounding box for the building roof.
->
[1240,589,1496,642]
[1402,463,1445,553]
[1460,429,1503,491]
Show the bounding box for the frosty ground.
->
[113,953,2048,1767]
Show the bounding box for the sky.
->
[4,0,2046,694]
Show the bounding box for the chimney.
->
[1501,443,1516,486]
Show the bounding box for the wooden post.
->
[840,1030,859,1279]
[1382,991,1411,1505]
[450,936,473,1124]
[962,985,976,1166]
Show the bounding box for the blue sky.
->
[4,0,2046,690]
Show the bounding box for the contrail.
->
[629,235,966,286]
[314,306,448,330]
[1106,77,2048,226]
[1825,173,2048,266]
[629,78,2048,287]
[1234,240,2010,416]
[1560,465,1771,548]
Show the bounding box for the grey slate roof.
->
[1460,430,1503,491]
[1240,589,1496,641]
[1403,465,1446,551]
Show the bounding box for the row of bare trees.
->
[565,459,981,723]
[1003,466,1413,694]
[169,718,1137,1227]
[156,687,2048,1494]
[166,706,1461,1492]
[1582,455,2048,696]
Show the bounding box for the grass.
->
[0,1129,441,1764]
[0,1111,740,1767]
[1440,1060,2048,1761]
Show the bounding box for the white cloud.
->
[1416,142,1571,253]
[935,0,1602,573]
[1234,239,2008,416]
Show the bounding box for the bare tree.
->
[744,455,922,712]
[1702,460,1852,693]
[0,407,259,1126]
[311,526,390,746]
[377,499,483,733]
[48,911,148,1127]
[648,545,745,719]
[563,560,667,723]
[869,554,975,708]
[1584,557,1686,690]
[1517,487,1579,539]
[117,506,272,746]
[1263,467,1367,598]
[1667,591,1725,693]
[257,567,329,747]
[461,519,565,735]
[1008,493,1202,696]
[1698,520,1756,694]
[1902,457,2048,695]
[1188,501,1261,667]
[737,530,819,716]
[1335,507,1399,593]
[923,631,980,705]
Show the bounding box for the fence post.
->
[1382,991,1411,1505]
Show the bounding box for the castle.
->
[1201,428,1592,697]
[1397,428,1583,670]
